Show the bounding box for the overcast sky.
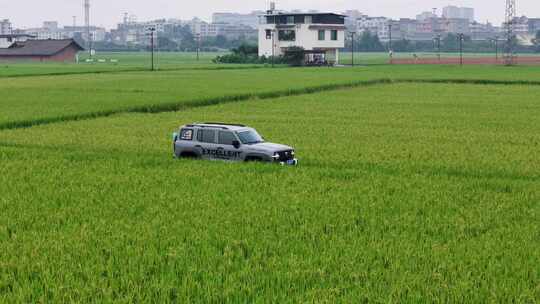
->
[1,0,538,29]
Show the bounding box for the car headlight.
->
[291,150,295,156]
[272,152,280,159]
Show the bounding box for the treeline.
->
[346,31,540,53]
[91,24,257,52]
[214,44,305,66]
[90,29,540,54]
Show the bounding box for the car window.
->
[180,128,193,140]
[197,129,216,143]
[218,131,236,145]
[237,130,264,144]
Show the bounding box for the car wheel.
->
[245,156,263,162]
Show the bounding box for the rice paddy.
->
[0,59,539,302]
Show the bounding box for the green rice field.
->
[0,58,539,302]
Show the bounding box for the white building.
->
[259,12,346,64]
[342,10,364,32]
[357,16,390,41]
[23,25,106,42]
[0,34,35,48]
[469,22,497,41]
[189,18,219,37]
[0,19,12,35]
[416,11,437,21]
[443,6,475,22]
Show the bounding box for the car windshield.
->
[237,130,264,144]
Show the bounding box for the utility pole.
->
[350,31,356,66]
[436,34,441,61]
[458,33,464,66]
[388,21,392,52]
[148,27,156,71]
[89,32,94,59]
[196,33,201,61]
[271,29,275,68]
[84,0,90,54]
[494,36,500,61]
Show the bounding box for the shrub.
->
[282,47,305,66]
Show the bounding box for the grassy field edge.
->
[2,77,540,131]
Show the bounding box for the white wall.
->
[0,36,30,48]
[259,23,345,57]
[0,38,12,48]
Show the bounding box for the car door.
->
[217,130,242,161]
[196,128,220,160]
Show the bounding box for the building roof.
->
[263,12,346,17]
[0,34,36,39]
[0,39,84,56]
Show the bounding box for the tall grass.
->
[1,83,539,301]
[2,65,540,131]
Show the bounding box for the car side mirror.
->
[232,140,241,149]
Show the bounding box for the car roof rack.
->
[185,124,226,130]
[185,123,247,130]
[202,122,247,127]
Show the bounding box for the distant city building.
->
[357,16,390,41]
[0,33,35,48]
[43,21,59,31]
[342,10,364,32]
[111,17,181,45]
[442,6,475,22]
[528,18,540,34]
[442,18,470,34]
[507,16,537,45]
[64,26,106,41]
[469,21,498,41]
[3,8,537,49]
[189,18,218,38]
[513,16,531,34]
[189,18,257,39]
[212,12,262,28]
[416,11,437,21]
[216,23,257,39]
[23,22,106,42]
[0,19,12,35]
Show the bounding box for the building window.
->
[266,29,272,39]
[278,30,296,41]
[331,30,338,41]
[286,16,295,24]
[318,30,326,40]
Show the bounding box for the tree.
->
[392,39,414,52]
[157,37,178,51]
[283,46,305,66]
[233,43,258,56]
[213,43,262,64]
[357,32,385,51]
[442,33,459,52]
[215,35,228,48]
